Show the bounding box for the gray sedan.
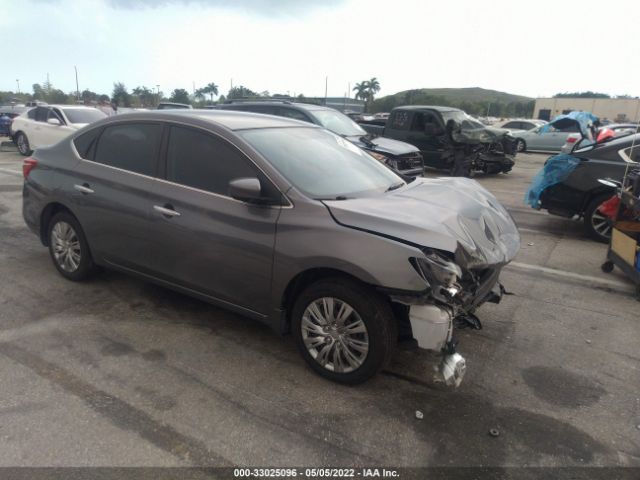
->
[512,123,580,153]
[21,110,519,386]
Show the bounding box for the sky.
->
[3,0,640,100]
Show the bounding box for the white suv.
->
[12,105,106,155]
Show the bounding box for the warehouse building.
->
[534,97,640,123]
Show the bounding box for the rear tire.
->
[16,132,32,156]
[47,212,96,281]
[291,277,396,385]
[584,194,615,243]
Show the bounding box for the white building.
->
[534,97,640,122]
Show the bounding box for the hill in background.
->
[373,87,535,117]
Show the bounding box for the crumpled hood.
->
[324,177,520,268]
[346,134,418,156]
[451,125,512,146]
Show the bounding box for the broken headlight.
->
[410,252,463,299]
[369,151,397,169]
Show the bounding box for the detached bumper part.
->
[408,304,466,387]
[408,305,452,351]
[438,353,466,387]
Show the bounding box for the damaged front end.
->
[444,114,517,175]
[325,177,520,388]
[389,249,508,388]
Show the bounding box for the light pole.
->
[16,79,20,94]
[156,85,160,106]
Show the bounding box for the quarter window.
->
[166,126,258,196]
[94,123,162,176]
[73,128,102,159]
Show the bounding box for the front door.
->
[146,125,281,316]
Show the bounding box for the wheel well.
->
[580,188,615,214]
[280,268,378,333]
[40,203,75,246]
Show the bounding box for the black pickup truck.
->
[359,105,516,176]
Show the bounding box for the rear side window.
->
[35,107,49,122]
[27,109,36,120]
[390,111,411,130]
[166,126,258,196]
[73,128,101,159]
[94,123,162,176]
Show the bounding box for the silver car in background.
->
[512,122,579,153]
[21,110,519,386]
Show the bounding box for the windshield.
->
[241,127,403,199]
[63,108,107,124]
[441,110,485,129]
[311,109,367,136]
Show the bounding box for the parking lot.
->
[0,146,638,468]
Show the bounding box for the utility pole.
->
[74,66,80,102]
[16,79,20,93]
[156,84,160,106]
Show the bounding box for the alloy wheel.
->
[590,209,612,239]
[17,134,29,155]
[301,297,369,373]
[51,221,82,272]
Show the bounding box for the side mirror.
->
[47,118,61,126]
[228,177,263,203]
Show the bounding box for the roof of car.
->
[103,109,317,131]
[391,105,463,112]
[221,101,334,112]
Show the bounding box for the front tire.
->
[515,139,526,153]
[15,132,32,156]
[584,194,615,243]
[291,277,396,384]
[47,212,96,281]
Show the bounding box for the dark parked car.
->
[216,101,424,176]
[359,106,517,176]
[527,133,640,242]
[22,110,519,386]
[157,102,192,110]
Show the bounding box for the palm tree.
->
[194,88,205,103]
[352,82,368,101]
[353,81,370,112]
[202,82,219,103]
[366,77,380,112]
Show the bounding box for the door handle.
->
[153,204,181,217]
[74,183,94,194]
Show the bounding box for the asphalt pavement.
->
[0,145,638,470]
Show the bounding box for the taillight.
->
[23,158,38,178]
[566,137,578,143]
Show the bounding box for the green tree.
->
[352,82,368,102]
[228,85,257,100]
[169,88,191,104]
[81,89,98,103]
[132,86,154,107]
[112,82,132,107]
[201,82,219,102]
[194,88,206,104]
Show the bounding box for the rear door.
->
[146,125,282,315]
[70,122,163,271]
[28,107,50,148]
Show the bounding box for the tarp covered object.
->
[525,154,581,208]
[541,111,599,139]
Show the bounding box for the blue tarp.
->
[541,111,598,139]
[525,154,581,208]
